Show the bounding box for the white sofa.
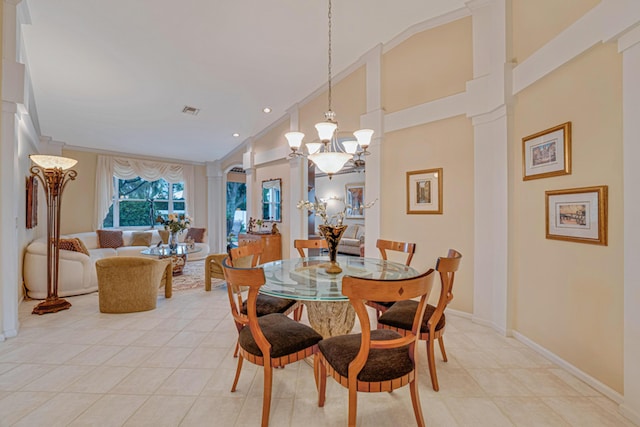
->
[23,229,210,299]
[337,224,365,255]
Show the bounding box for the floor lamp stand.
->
[30,156,77,315]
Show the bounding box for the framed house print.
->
[406,168,442,214]
[545,185,608,245]
[522,122,571,181]
[345,183,365,219]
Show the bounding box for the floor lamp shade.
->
[29,154,78,315]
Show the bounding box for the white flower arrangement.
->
[297,197,376,226]
[157,213,192,234]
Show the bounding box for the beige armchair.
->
[204,253,228,291]
[96,256,172,313]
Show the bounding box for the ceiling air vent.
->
[182,105,200,116]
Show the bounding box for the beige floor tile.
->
[444,397,514,426]
[509,368,582,396]
[494,397,571,426]
[11,392,101,427]
[134,330,178,347]
[422,397,461,426]
[141,347,193,368]
[419,367,486,397]
[164,331,207,348]
[182,318,218,333]
[123,395,196,426]
[21,364,95,392]
[451,349,502,369]
[154,317,193,332]
[155,368,215,396]
[542,396,636,427]
[110,367,174,394]
[65,365,134,394]
[548,368,601,396]
[0,391,55,425]
[68,345,125,366]
[233,396,293,427]
[467,369,534,397]
[98,329,146,346]
[291,396,349,426]
[180,396,244,426]
[179,346,228,369]
[200,366,258,397]
[104,346,157,367]
[68,394,148,427]
[0,362,18,375]
[0,364,52,391]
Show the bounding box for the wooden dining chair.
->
[293,239,328,258]
[377,249,462,391]
[228,241,302,358]
[222,258,322,427]
[365,239,417,319]
[315,269,436,427]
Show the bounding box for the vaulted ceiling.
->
[22,0,465,163]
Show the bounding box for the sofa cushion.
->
[130,231,152,247]
[355,226,365,241]
[186,227,206,243]
[342,225,358,240]
[96,230,124,248]
[59,238,90,256]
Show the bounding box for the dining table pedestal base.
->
[305,301,355,338]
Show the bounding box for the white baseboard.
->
[445,308,472,319]
[511,330,623,404]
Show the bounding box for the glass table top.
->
[140,244,202,257]
[260,255,420,301]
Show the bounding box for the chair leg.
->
[316,357,327,407]
[233,340,239,358]
[348,381,358,427]
[409,378,426,427]
[231,355,243,392]
[426,337,440,391]
[261,364,273,427]
[293,304,304,321]
[438,336,448,362]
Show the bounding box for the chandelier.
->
[285,0,373,179]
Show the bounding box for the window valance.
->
[95,155,195,230]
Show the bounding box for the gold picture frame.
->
[406,168,442,214]
[522,122,571,181]
[545,185,608,245]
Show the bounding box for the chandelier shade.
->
[284,0,373,178]
[30,155,78,170]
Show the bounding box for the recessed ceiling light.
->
[233,133,240,137]
[263,107,272,113]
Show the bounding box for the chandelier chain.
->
[327,0,332,113]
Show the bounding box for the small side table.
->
[140,244,202,276]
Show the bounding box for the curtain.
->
[95,155,196,230]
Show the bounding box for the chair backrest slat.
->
[429,249,462,331]
[293,239,328,258]
[376,239,416,266]
[229,240,263,267]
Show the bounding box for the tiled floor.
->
[0,286,635,426]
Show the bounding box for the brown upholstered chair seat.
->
[238,313,322,358]
[378,301,446,332]
[240,295,298,317]
[318,329,413,382]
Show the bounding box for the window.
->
[103,177,185,228]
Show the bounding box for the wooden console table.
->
[238,232,282,263]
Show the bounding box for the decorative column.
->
[620,25,640,426]
[206,160,224,254]
[29,155,78,315]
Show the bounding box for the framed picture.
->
[545,186,607,245]
[406,168,442,214]
[26,176,38,229]
[522,122,571,181]
[345,183,365,219]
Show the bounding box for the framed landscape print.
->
[522,122,571,181]
[345,183,365,219]
[406,168,442,214]
[545,185,607,245]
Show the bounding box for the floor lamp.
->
[30,155,78,315]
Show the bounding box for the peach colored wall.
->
[382,116,474,313]
[383,17,472,113]
[257,120,290,152]
[60,149,209,234]
[512,0,600,63]
[511,43,623,392]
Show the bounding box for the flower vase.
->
[319,224,348,274]
[169,231,179,252]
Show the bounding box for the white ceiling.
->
[22,0,464,164]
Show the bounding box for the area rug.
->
[165,259,225,292]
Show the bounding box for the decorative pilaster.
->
[206,161,224,253]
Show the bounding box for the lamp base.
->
[32,297,72,315]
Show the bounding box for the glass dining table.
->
[260,255,420,338]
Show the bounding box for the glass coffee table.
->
[140,244,202,276]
